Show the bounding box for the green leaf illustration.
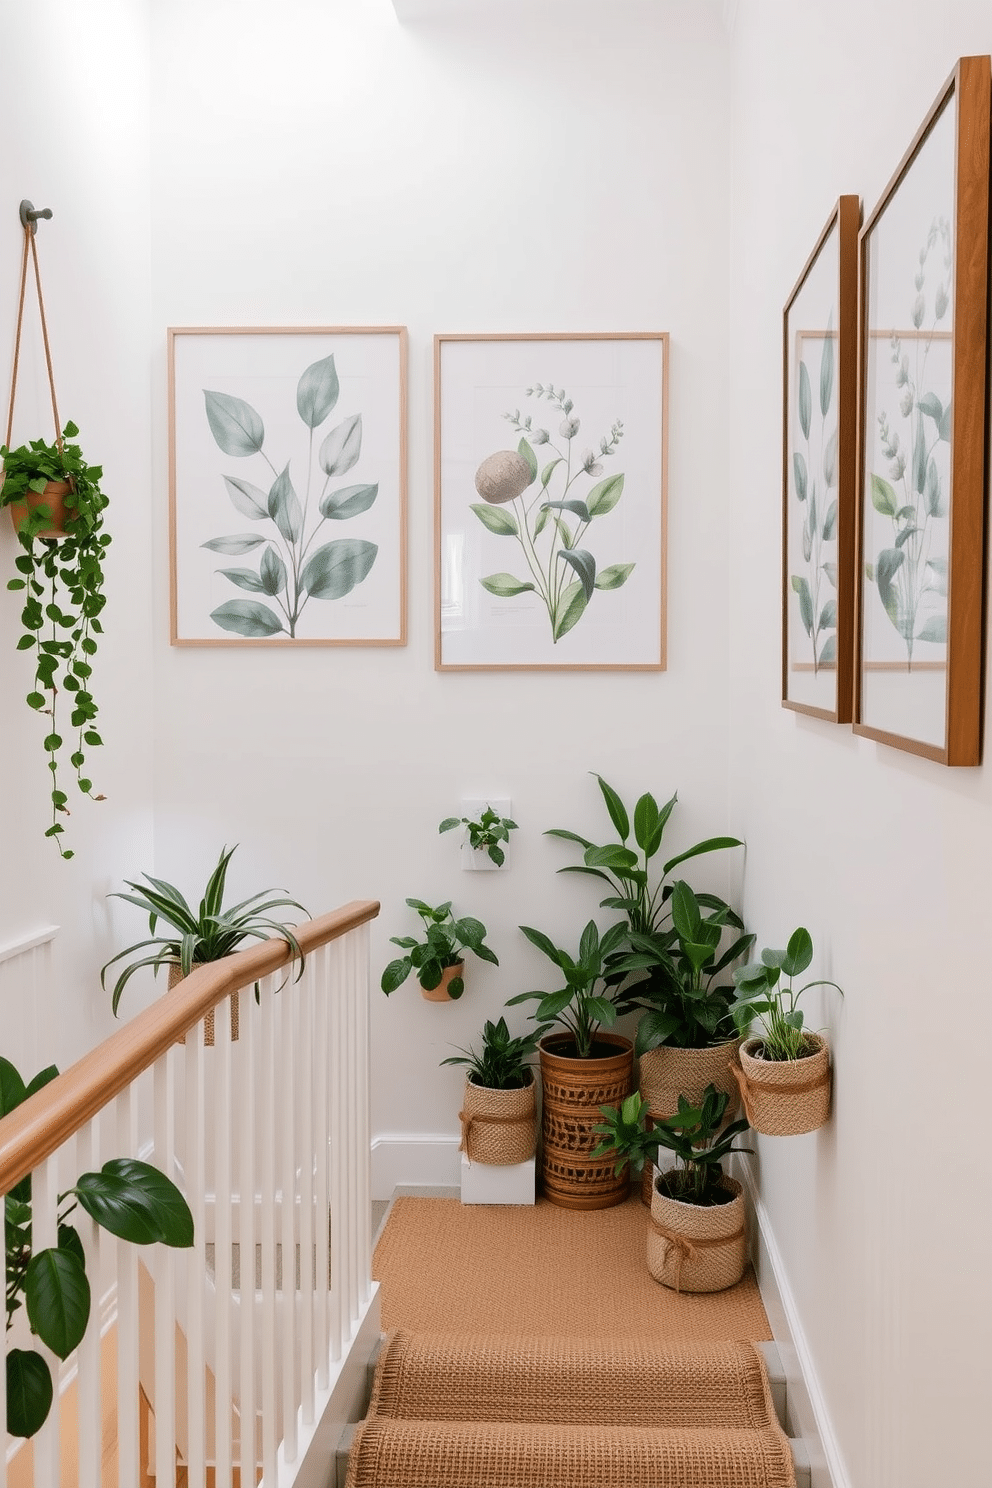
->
[554,516,575,549]
[895,525,920,549]
[823,429,838,489]
[218,566,266,593]
[916,615,947,644]
[268,465,302,543]
[204,390,264,457]
[300,538,377,600]
[6,1349,53,1438]
[534,505,550,536]
[938,401,952,442]
[917,392,943,424]
[319,414,362,476]
[517,437,538,483]
[819,331,835,418]
[818,635,836,665]
[201,534,267,555]
[586,473,625,517]
[559,547,597,602]
[543,499,591,523]
[297,354,339,429]
[479,573,536,597]
[925,557,948,596]
[924,459,945,518]
[210,599,285,637]
[540,459,563,490]
[793,452,807,502]
[319,483,378,521]
[25,1248,90,1359]
[870,473,897,516]
[798,360,811,440]
[470,503,518,537]
[553,580,588,641]
[875,547,905,627]
[791,575,813,636]
[912,423,928,496]
[818,599,837,631]
[222,476,269,520]
[595,562,635,591]
[259,546,287,596]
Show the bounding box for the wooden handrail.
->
[0,899,379,1196]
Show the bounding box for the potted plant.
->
[100,844,308,1041]
[380,899,498,1001]
[595,1086,753,1293]
[507,918,633,1209]
[1,422,110,857]
[2,1055,194,1439]
[730,927,843,1136]
[441,1016,540,1166]
[438,803,519,867]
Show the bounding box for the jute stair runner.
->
[345,1330,796,1488]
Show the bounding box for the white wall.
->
[728,6,992,1487]
[0,0,155,1075]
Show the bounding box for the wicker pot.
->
[737,1033,831,1136]
[168,962,239,1045]
[638,1038,742,1204]
[6,478,70,538]
[459,1071,537,1166]
[647,1173,747,1293]
[421,961,465,1003]
[538,1033,633,1211]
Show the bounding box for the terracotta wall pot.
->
[638,1038,742,1204]
[459,1071,537,1166]
[647,1173,747,1293]
[737,1032,831,1136]
[538,1032,633,1211]
[421,961,464,1002]
[6,479,70,538]
[168,962,239,1045]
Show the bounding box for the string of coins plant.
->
[1,422,110,856]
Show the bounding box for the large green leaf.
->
[319,483,378,521]
[671,881,701,942]
[519,925,565,967]
[74,1159,194,1247]
[0,1055,27,1117]
[6,1349,54,1438]
[218,566,266,593]
[210,599,284,637]
[819,331,835,418]
[553,581,588,641]
[297,353,339,428]
[632,792,659,855]
[870,474,897,516]
[268,465,302,543]
[25,1247,91,1359]
[594,563,634,591]
[381,957,412,994]
[479,573,535,597]
[543,499,591,524]
[201,533,267,555]
[782,927,813,977]
[319,414,362,477]
[559,548,596,602]
[594,776,630,841]
[662,836,741,876]
[791,575,813,636]
[471,503,518,537]
[300,539,377,600]
[204,390,264,457]
[797,360,811,440]
[586,473,625,517]
[259,546,287,596]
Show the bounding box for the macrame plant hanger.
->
[5,199,61,465]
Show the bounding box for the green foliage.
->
[593,1086,752,1206]
[438,805,519,866]
[440,1016,539,1090]
[507,917,628,1059]
[100,844,309,1016]
[2,1056,193,1438]
[201,354,379,638]
[731,926,843,1061]
[789,324,839,674]
[0,422,110,857]
[381,899,498,999]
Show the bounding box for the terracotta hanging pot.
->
[6,478,70,538]
[736,1032,832,1136]
[647,1172,747,1293]
[458,1070,537,1166]
[421,961,465,1002]
[538,1032,633,1210]
[637,1038,743,1203]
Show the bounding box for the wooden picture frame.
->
[782,196,860,720]
[434,332,668,671]
[854,56,990,763]
[169,326,407,646]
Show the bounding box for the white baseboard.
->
[734,1157,851,1488]
[371,1134,460,1198]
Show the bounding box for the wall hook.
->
[19,200,53,233]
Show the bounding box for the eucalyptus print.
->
[791,324,838,671]
[202,354,378,638]
[865,220,952,667]
[471,383,632,643]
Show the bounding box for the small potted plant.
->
[100,844,308,1041]
[438,804,519,867]
[380,899,498,1001]
[1,422,110,857]
[507,917,633,1209]
[730,927,843,1136]
[441,1016,540,1166]
[595,1086,753,1293]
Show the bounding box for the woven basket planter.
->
[638,1039,742,1204]
[5,478,70,538]
[458,1071,537,1166]
[647,1173,747,1293]
[737,1033,831,1136]
[538,1033,633,1211]
[421,961,464,1003]
[168,962,239,1045]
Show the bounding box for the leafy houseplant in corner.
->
[1,422,110,857]
[731,927,843,1136]
[441,1017,539,1166]
[381,899,498,1002]
[100,845,308,1042]
[2,1056,194,1438]
[507,918,633,1210]
[595,1086,752,1293]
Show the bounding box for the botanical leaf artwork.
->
[866,219,952,667]
[790,323,839,671]
[201,354,378,638]
[471,384,632,642]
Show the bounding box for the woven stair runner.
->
[346,1330,796,1488]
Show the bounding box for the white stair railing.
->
[0,900,380,1488]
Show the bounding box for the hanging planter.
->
[736,1032,832,1136]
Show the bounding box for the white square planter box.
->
[460,1153,536,1205]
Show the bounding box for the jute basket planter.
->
[422,961,464,1003]
[168,962,239,1045]
[647,1172,747,1293]
[638,1038,742,1204]
[736,1032,831,1136]
[458,1071,537,1166]
[539,1033,633,1211]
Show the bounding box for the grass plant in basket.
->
[441,1016,539,1090]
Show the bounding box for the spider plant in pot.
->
[506,918,633,1209]
[595,1085,753,1292]
[1,422,110,857]
[730,927,844,1136]
[380,899,498,1002]
[100,844,308,1041]
[441,1016,540,1165]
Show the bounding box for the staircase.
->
[337,1331,811,1488]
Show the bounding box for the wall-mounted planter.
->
[736,1032,831,1136]
[421,960,465,1002]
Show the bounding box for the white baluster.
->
[238,980,257,1481]
[329,937,345,1361]
[153,1053,177,1487]
[314,944,331,1390]
[345,929,359,1327]
[76,1118,102,1488]
[259,978,278,1484]
[184,1021,206,1488]
[213,990,234,1485]
[356,921,373,1307]
[29,1155,59,1485]
[280,968,298,1461]
[116,1084,139,1486]
[298,952,315,1425]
